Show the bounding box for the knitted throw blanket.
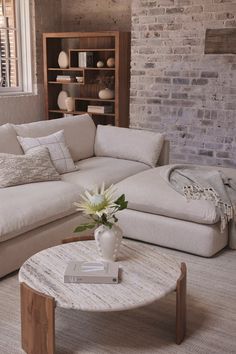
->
[160,164,236,249]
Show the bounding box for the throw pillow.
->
[94,125,165,167]
[0,147,61,188]
[17,130,77,174]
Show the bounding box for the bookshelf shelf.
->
[48,109,115,116]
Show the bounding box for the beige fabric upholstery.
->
[13,114,96,161]
[118,209,228,257]
[94,125,164,167]
[18,130,77,174]
[0,181,82,243]
[61,156,150,190]
[0,213,86,278]
[0,123,23,154]
[115,166,219,225]
[0,146,60,188]
[158,140,169,166]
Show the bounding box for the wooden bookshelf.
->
[43,31,131,127]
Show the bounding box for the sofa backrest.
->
[0,123,23,154]
[13,114,96,161]
[158,140,169,166]
[94,125,167,167]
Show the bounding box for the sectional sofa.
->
[0,114,233,278]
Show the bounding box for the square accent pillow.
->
[0,146,61,188]
[17,130,77,174]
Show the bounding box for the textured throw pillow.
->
[17,130,77,174]
[95,125,165,167]
[0,147,61,188]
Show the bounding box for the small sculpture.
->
[97,61,104,68]
[106,57,115,68]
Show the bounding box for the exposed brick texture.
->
[61,0,131,32]
[130,0,236,167]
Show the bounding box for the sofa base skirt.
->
[119,209,228,257]
[0,213,84,278]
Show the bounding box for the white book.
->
[87,105,113,114]
[78,52,93,67]
[64,261,119,284]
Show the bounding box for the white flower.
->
[74,183,117,217]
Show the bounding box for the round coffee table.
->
[19,239,187,354]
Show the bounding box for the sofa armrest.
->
[157,140,169,166]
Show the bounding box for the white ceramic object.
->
[97,60,104,68]
[65,97,75,112]
[107,57,115,68]
[98,88,115,100]
[76,76,84,83]
[57,90,68,110]
[94,224,123,261]
[58,51,69,69]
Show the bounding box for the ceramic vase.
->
[98,88,114,100]
[58,51,69,69]
[94,224,123,262]
[106,57,115,68]
[65,97,75,112]
[97,60,104,68]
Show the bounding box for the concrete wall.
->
[0,0,61,125]
[130,0,236,167]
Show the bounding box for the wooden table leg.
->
[176,262,187,344]
[20,282,55,354]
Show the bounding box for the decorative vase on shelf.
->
[57,90,68,110]
[107,57,115,68]
[94,224,123,262]
[98,88,115,100]
[65,97,75,112]
[58,51,69,69]
[97,60,104,68]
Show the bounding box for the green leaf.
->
[101,213,108,224]
[113,215,118,222]
[118,200,128,211]
[74,223,95,233]
[115,194,125,206]
[115,194,128,211]
[105,221,113,229]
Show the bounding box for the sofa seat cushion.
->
[115,166,222,225]
[61,157,150,190]
[0,181,82,243]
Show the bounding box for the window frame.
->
[0,0,32,96]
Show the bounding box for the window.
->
[0,0,32,95]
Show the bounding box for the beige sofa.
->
[0,114,233,278]
[0,115,168,278]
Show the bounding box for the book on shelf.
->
[56,75,74,82]
[78,52,93,68]
[87,105,113,114]
[64,261,119,284]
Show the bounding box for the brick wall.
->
[61,0,131,32]
[130,0,236,167]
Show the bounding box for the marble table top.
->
[19,240,181,312]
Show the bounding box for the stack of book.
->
[87,105,113,114]
[78,52,93,67]
[56,75,74,82]
[64,261,119,284]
